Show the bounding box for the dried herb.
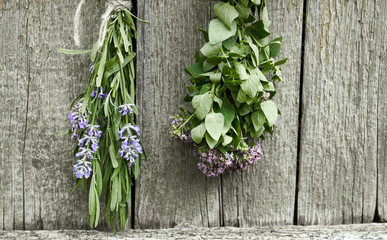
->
[170,0,286,176]
[60,8,147,231]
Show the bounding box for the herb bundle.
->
[170,0,286,176]
[60,6,146,231]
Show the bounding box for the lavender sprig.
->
[72,124,102,179]
[68,100,88,139]
[118,123,142,166]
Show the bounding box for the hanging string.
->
[73,0,132,50]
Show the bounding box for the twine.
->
[73,0,132,50]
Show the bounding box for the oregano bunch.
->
[170,0,286,176]
[60,8,146,231]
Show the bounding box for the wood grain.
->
[297,0,380,225]
[1,223,387,239]
[221,0,304,227]
[376,0,387,223]
[0,0,103,230]
[135,0,221,229]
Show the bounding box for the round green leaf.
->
[209,18,237,44]
[205,113,224,141]
[214,2,239,29]
[261,100,278,126]
[191,122,206,144]
[192,93,213,120]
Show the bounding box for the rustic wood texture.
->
[297,0,381,225]
[376,0,387,222]
[1,224,387,239]
[1,0,386,231]
[135,0,222,229]
[0,0,103,230]
[221,0,303,227]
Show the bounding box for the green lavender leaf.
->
[109,145,119,168]
[57,48,91,55]
[96,46,108,87]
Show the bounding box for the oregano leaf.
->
[214,1,239,29]
[209,18,237,44]
[192,93,213,120]
[205,113,224,141]
[261,100,278,126]
[191,122,206,144]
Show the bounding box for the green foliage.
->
[182,0,286,153]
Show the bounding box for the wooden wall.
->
[0,0,385,230]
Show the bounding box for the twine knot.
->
[74,0,132,51]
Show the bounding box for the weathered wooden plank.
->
[0,0,104,229]
[221,0,303,226]
[376,0,387,222]
[1,224,387,239]
[135,0,221,229]
[298,0,380,225]
[0,0,29,230]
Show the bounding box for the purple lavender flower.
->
[73,124,102,179]
[68,99,88,139]
[129,124,141,136]
[73,159,92,179]
[98,87,106,99]
[90,87,108,99]
[118,104,135,116]
[89,65,95,73]
[117,123,143,167]
[91,87,97,97]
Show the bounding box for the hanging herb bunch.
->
[60,3,146,231]
[169,0,286,177]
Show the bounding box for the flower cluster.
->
[91,87,109,99]
[168,114,192,143]
[68,100,88,139]
[73,124,102,179]
[118,124,142,167]
[194,143,262,177]
[118,104,135,116]
[261,92,270,102]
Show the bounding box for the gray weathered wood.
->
[135,0,221,229]
[0,0,103,230]
[297,0,381,225]
[221,0,304,227]
[377,0,387,222]
[1,224,387,239]
[0,0,29,230]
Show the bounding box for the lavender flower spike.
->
[117,123,143,167]
[118,104,135,116]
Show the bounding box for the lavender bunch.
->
[61,8,147,231]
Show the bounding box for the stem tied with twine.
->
[73,0,132,51]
